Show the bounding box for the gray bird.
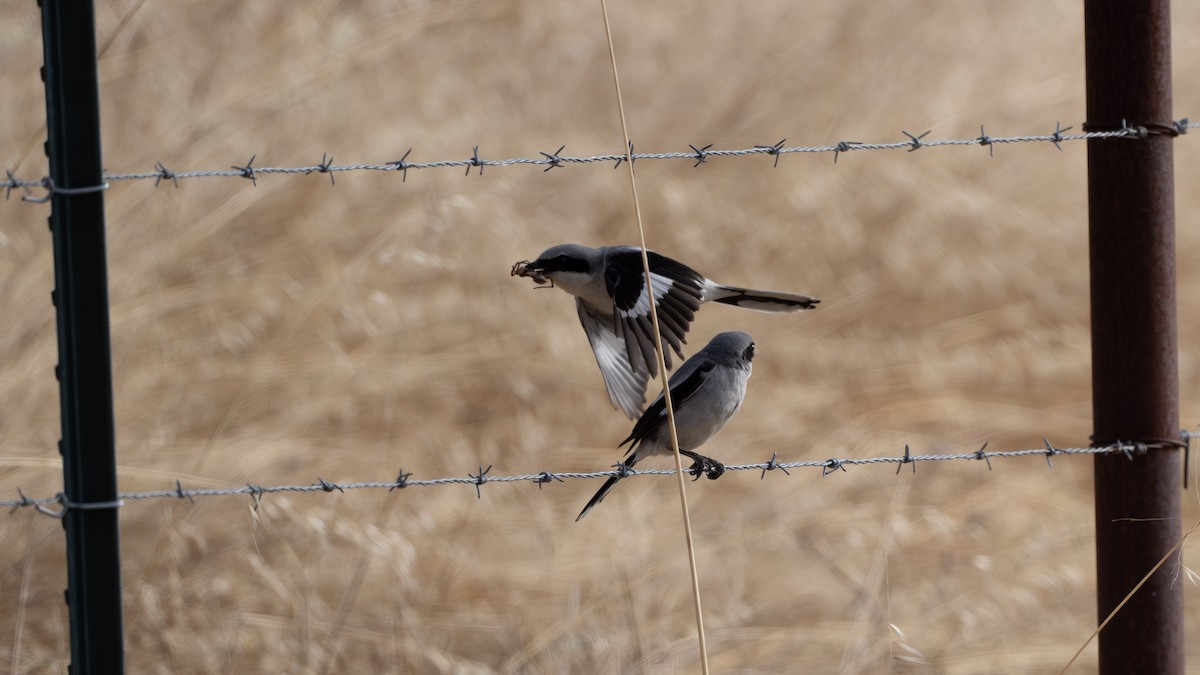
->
[512,244,816,418]
[576,331,756,521]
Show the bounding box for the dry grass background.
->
[2,1,1200,672]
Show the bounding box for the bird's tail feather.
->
[706,284,819,312]
[575,476,620,521]
[576,457,641,521]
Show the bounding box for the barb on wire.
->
[8,488,42,516]
[390,148,413,182]
[232,155,257,185]
[754,139,787,167]
[467,146,483,176]
[310,153,336,185]
[1042,436,1059,467]
[1051,122,1072,151]
[759,451,789,479]
[540,145,566,172]
[832,141,862,164]
[246,483,265,510]
[8,118,1194,197]
[977,125,995,157]
[902,130,930,152]
[612,140,635,169]
[975,441,993,469]
[611,461,633,479]
[174,479,193,504]
[822,457,847,476]
[896,443,916,474]
[4,170,31,200]
[389,469,412,492]
[154,162,178,188]
[4,440,1179,515]
[469,465,492,498]
[316,477,343,493]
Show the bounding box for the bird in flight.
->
[512,244,817,418]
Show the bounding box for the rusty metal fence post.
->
[1085,1,1183,672]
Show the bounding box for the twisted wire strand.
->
[5,439,1187,514]
[5,119,1196,197]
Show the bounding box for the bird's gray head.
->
[701,331,756,368]
[528,244,600,276]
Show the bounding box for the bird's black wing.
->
[604,248,704,376]
[618,360,716,453]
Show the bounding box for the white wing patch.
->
[576,299,649,419]
[618,272,675,320]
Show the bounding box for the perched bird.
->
[576,331,756,521]
[512,244,816,418]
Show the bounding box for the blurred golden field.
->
[3,1,1200,672]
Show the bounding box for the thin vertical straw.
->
[598,2,710,672]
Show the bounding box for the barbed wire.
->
[4,435,1194,516]
[3,118,1196,202]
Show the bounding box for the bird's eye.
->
[554,254,588,273]
[743,343,755,360]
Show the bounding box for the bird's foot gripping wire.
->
[681,451,725,481]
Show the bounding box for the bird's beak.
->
[511,259,550,285]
